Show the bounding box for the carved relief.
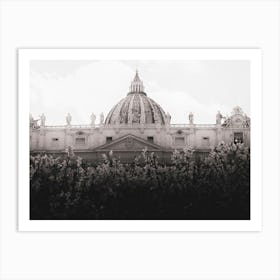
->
[222,106,250,128]
[125,137,134,148]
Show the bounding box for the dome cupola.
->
[105,71,167,125]
[129,70,145,95]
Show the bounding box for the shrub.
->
[30,143,250,220]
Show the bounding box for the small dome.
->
[105,71,167,125]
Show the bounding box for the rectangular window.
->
[147,136,154,143]
[234,132,243,143]
[106,137,113,143]
[201,137,210,146]
[75,137,86,145]
[175,137,185,146]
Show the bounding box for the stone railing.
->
[43,124,100,129]
[170,124,191,128]
[171,123,216,128]
[39,123,218,129]
[194,124,217,128]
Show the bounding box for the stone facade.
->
[30,72,250,162]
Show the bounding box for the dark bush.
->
[30,143,250,220]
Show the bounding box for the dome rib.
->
[105,102,119,124]
[127,94,135,124]
[150,98,166,125]
[139,94,146,124]
[146,97,158,124]
[110,98,126,124]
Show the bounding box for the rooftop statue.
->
[222,115,232,127]
[189,112,194,125]
[90,113,96,127]
[243,114,250,128]
[29,113,39,129]
[216,111,223,125]
[100,112,104,125]
[40,113,46,127]
[66,113,72,126]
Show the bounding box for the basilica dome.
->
[105,71,168,125]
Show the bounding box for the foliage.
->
[30,143,250,220]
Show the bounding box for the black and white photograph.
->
[18,48,261,231]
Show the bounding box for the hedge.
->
[30,142,250,220]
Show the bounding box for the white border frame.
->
[18,48,262,231]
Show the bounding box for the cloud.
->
[30,60,250,125]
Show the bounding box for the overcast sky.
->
[30,60,250,125]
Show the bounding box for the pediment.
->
[94,134,164,151]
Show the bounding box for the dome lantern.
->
[129,70,145,95]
